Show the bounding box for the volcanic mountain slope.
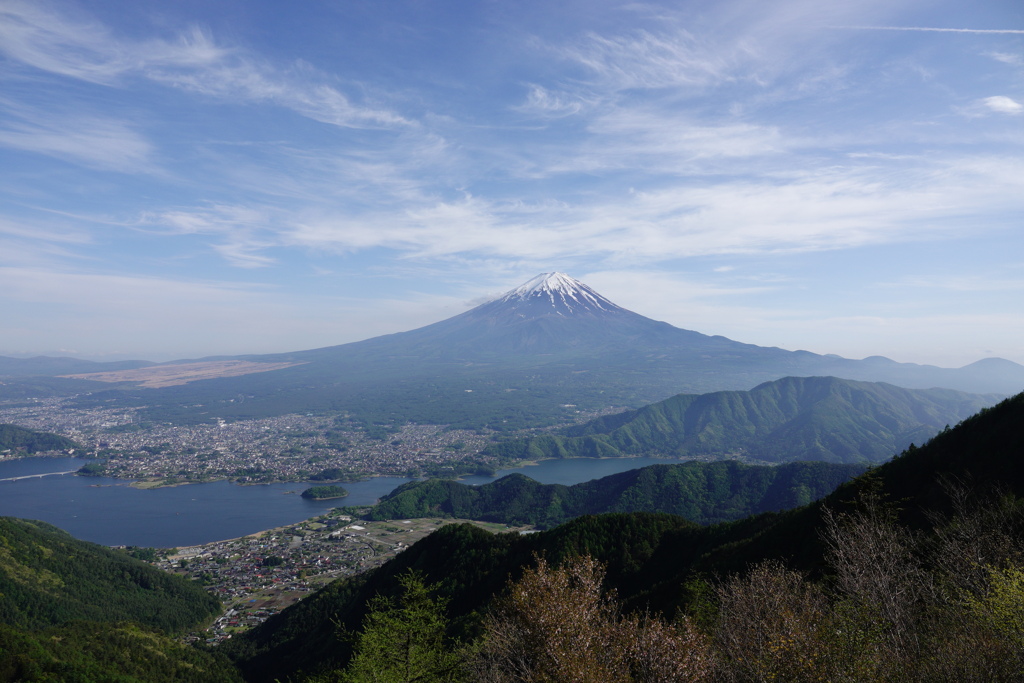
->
[51,273,1024,428]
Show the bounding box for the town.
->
[0,397,506,483]
[144,509,529,643]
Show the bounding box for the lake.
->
[0,455,686,547]
[0,457,413,548]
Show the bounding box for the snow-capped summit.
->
[495,272,622,317]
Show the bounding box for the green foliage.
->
[311,467,349,481]
[302,485,350,500]
[367,460,865,527]
[336,572,465,682]
[0,621,242,682]
[77,462,107,476]
[964,565,1024,649]
[0,517,221,633]
[0,424,79,454]
[484,376,996,464]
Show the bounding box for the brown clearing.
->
[60,360,304,388]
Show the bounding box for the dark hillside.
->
[0,424,78,454]
[0,517,221,633]
[0,622,242,682]
[367,460,866,527]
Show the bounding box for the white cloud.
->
[0,104,154,172]
[0,1,225,84]
[0,0,408,130]
[566,28,744,91]
[989,52,1024,67]
[981,95,1023,115]
[515,84,585,118]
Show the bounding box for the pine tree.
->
[341,571,464,683]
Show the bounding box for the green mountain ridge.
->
[367,460,866,527]
[0,517,239,681]
[0,424,79,454]
[0,517,220,633]
[485,375,997,464]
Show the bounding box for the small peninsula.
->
[300,484,349,501]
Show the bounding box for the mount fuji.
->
[40,272,1024,427]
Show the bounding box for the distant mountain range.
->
[484,375,998,464]
[4,273,1023,428]
[365,460,866,527]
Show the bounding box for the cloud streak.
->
[841,26,1024,34]
[0,0,408,130]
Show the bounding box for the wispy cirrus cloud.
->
[0,102,155,172]
[0,0,408,130]
[841,26,1024,35]
[0,1,224,84]
[565,28,747,91]
[263,153,1024,267]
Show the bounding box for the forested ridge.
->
[0,622,242,682]
[224,391,1024,682]
[0,517,221,632]
[0,517,240,681]
[483,376,997,464]
[0,424,78,454]
[367,460,866,527]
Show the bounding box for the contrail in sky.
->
[841,26,1024,34]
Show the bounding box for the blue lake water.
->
[0,457,412,548]
[0,455,684,548]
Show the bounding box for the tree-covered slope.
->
[226,393,1024,682]
[367,460,866,527]
[0,622,242,683]
[0,424,78,454]
[485,376,997,464]
[0,517,221,633]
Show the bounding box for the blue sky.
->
[1,0,1022,367]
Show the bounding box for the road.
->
[0,470,77,482]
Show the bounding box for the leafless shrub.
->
[470,554,716,683]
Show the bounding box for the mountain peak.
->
[496,272,620,316]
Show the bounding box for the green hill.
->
[0,517,221,633]
[0,517,239,681]
[0,424,78,454]
[0,621,242,683]
[485,376,997,464]
[224,393,1024,681]
[367,460,866,527]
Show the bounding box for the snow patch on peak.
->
[498,272,618,315]
[508,272,582,297]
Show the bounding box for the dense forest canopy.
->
[0,424,78,454]
[367,460,866,527]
